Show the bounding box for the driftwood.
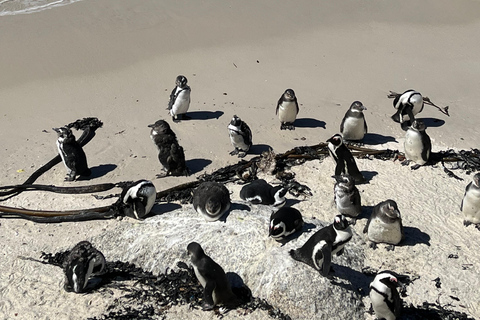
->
[387,91,450,117]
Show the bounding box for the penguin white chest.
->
[56,139,69,170]
[192,265,207,288]
[342,117,365,140]
[462,187,480,224]
[404,130,428,164]
[278,101,297,123]
[228,129,249,151]
[367,218,402,245]
[171,88,190,116]
[370,289,396,320]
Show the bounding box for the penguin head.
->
[410,119,426,132]
[269,218,286,239]
[333,174,354,187]
[272,186,287,207]
[148,120,172,135]
[63,243,104,293]
[229,115,242,127]
[382,200,401,220]
[333,214,350,230]
[187,242,205,261]
[175,75,188,88]
[283,89,296,101]
[372,270,402,290]
[350,101,366,112]
[205,198,222,216]
[327,134,343,147]
[53,127,74,141]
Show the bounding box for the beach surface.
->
[1,1,480,319]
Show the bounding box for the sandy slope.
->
[1,1,480,319]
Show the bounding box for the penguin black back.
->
[240,179,287,207]
[54,126,91,181]
[327,133,366,184]
[269,207,304,240]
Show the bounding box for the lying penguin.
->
[193,182,231,222]
[269,207,304,241]
[461,173,480,227]
[239,179,287,207]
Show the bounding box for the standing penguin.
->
[363,199,404,249]
[269,207,304,241]
[227,115,252,158]
[167,75,191,122]
[187,242,239,310]
[404,119,431,167]
[240,179,287,207]
[327,133,366,184]
[119,180,157,220]
[391,89,424,129]
[63,241,106,293]
[369,270,402,320]
[193,181,231,222]
[53,127,91,181]
[289,215,352,276]
[461,173,480,226]
[276,89,299,130]
[333,174,361,218]
[148,120,189,177]
[340,101,368,141]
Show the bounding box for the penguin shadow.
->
[400,226,431,247]
[360,171,378,183]
[418,117,446,128]
[80,164,117,180]
[276,222,318,246]
[186,111,224,120]
[355,205,374,221]
[147,203,183,218]
[362,133,397,146]
[248,144,273,155]
[328,264,372,298]
[294,118,326,129]
[285,198,302,207]
[186,158,212,175]
[218,202,251,222]
[226,272,253,305]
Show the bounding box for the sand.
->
[1,0,480,319]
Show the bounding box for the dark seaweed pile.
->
[40,251,291,320]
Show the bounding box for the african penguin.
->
[193,181,231,222]
[333,174,361,218]
[391,89,424,129]
[369,270,402,320]
[187,242,239,310]
[340,101,368,141]
[363,199,404,249]
[119,180,156,220]
[404,119,431,166]
[227,115,253,158]
[327,133,366,184]
[167,75,191,122]
[239,179,287,207]
[276,89,299,130]
[461,173,480,226]
[63,241,106,293]
[53,127,91,181]
[148,119,189,177]
[269,207,304,241]
[289,215,352,276]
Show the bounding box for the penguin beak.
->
[52,127,60,133]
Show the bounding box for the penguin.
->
[460,173,480,226]
[404,119,431,166]
[193,181,231,222]
[289,215,353,276]
[187,242,239,310]
[269,207,304,240]
[227,115,253,158]
[369,270,402,320]
[333,174,361,218]
[148,120,189,177]
[276,89,299,130]
[363,199,404,249]
[167,75,191,122]
[327,133,366,184]
[63,241,106,293]
[340,101,368,141]
[239,179,287,207]
[53,127,91,181]
[391,89,424,129]
[119,180,157,220]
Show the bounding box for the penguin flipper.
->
[167,87,177,110]
[364,118,368,134]
[339,117,346,134]
[203,280,216,310]
[132,198,146,219]
[363,217,371,234]
[421,134,432,163]
[320,243,332,277]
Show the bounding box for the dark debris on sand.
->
[40,251,291,320]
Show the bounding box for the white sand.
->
[1,1,480,319]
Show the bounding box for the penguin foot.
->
[155,172,168,178]
[237,151,247,158]
[386,244,396,251]
[463,220,472,227]
[410,164,422,170]
[401,159,411,166]
[229,149,239,156]
[172,117,181,123]
[202,303,214,311]
[286,123,295,130]
[369,242,378,250]
[280,123,286,130]
[64,174,76,182]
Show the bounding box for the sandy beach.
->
[1,1,480,319]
